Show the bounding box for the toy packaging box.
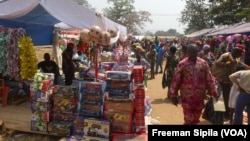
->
[107,93,133,100]
[52,94,77,114]
[31,98,52,112]
[72,116,85,140]
[51,113,75,122]
[105,71,131,80]
[79,81,106,94]
[30,89,53,101]
[31,111,51,122]
[111,121,133,134]
[54,85,78,96]
[112,133,147,141]
[47,121,73,136]
[104,100,134,113]
[79,93,104,105]
[83,118,111,139]
[104,111,133,123]
[78,102,103,117]
[30,120,48,133]
[132,65,144,76]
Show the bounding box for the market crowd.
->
[129,34,250,125]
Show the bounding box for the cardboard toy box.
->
[30,89,53,101]
[79,81,105,94]
[105,71,131,80]
[132,65,144,76]
[104,100,134,113]
[111,121,133,134]
[107,93,133,100]
[106,79,131,91]
[133,76,144,84]
[112,133,147,141]
[54,85,78,96]
[32,111,51,122]
[83,118,111,139]
[31,98,52,112]
[78,102,103,117]
[52,94,77,114]
[134,88,145,99]
[104,111,133,123]
[52,113,75,122]
[48,121,73,136]
[72,116,85,140]
[30,120,48,133]
[79,93,104,105]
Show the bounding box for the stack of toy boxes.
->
[48,85,78,136]
[104,99,134,134]
[105,71,132,99]
[30,72,54,133]
[78,81,106,118]
[132,65,146,133]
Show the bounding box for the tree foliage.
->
[103,0,152,34]
[179,0,250,34]
[155,29,181,36]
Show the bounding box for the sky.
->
[88,0,187,34]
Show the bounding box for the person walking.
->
[169,43,219,125]
[163,46,178,99]
[147,45,157,79]
[62,43,76,85]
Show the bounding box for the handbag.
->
[161,71,168,89]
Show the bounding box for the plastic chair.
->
[0,79,10,107]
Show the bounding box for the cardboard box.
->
[111,121,132,134]
[83,118,111,139]
[52,95,77,114]
[133,76,144,84]
[132,65,144,76]
[134,88,145,99]
[105,71,131,80]
[30,120,48,133]
[104,111,133,123]
[31,98,52,112]
[78,102,103,117]
[54,85,78,96]
[82,136,110,141]
[79,93,104,105]
[79,81,105,94]
[47,121,73,136]
[31,111,51,122]
[104,100,134,113]
[51,113,75,122]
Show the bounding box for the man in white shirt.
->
[229,70,250,125]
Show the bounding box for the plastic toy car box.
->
[83,118,111,139]
[30,120,48,133]
[104,111,133,123]
[47,121,73,136]
[79,81,105,94]
[104,99,134,113]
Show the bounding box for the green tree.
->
[179,0,214,34]
[103,0,152,34]
[209,0,244,25]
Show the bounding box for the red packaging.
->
[134,88,145,99]
[135,98,145,106]
[135,112,145,119]
[112,133,147,141]
[132,65,144,76]
[135,126,147,134]
[42,79,53,92]
[135,119,145,126]
[135,105,145,112]
[133,76,144,83]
